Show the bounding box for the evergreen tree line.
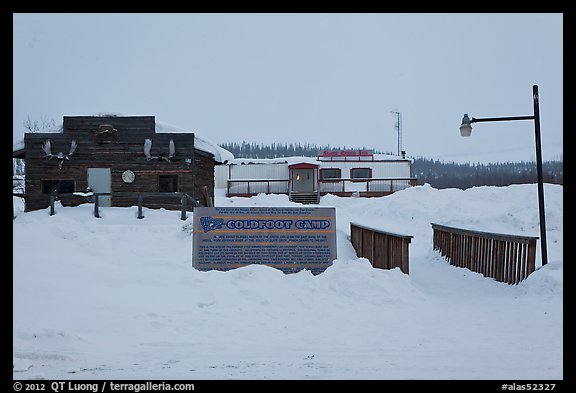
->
[219,141,383,159]
[218,141,563,189]
[411,157,562,189]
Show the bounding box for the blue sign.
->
[192,206,337,274]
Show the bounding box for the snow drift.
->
[13,184,562,380]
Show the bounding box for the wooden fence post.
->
[50,190,57,216]
[181,194,187,221]
[137,194,144,219]
[94,194,100,218]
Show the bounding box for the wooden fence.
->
[42,191,196,220]
[431,223,538,284]
[350,222,412,274]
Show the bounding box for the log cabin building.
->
[13,115,230,213]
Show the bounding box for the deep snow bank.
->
[13,184,562,379]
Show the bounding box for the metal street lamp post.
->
[459,84,548,266]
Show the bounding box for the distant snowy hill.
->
[13,184,563,380]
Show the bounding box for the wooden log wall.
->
[431,223,538,285]
[21,116,216,212]
[350,222,412,274]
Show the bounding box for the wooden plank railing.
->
[350,222,412,274]
[431,223,538,285]
[47,191,195,220]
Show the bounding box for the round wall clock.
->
[122,169,136,184]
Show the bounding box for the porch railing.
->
[226,177,417,196]
[319,177,417,194]
[227,179,290,196]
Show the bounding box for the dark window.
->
[320,168,341,181]
[159,175,179,192]
[350,168,372,180]
[42,180,75,194]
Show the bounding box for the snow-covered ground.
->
[13,184,563,380]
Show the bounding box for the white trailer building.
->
[215,149,417,204]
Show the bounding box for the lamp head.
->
[460,113,472,137]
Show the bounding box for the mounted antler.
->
[41,139,77,169]
[161,139,176,162]
[145,138,176,161]
[42,140,52,157]
[168,139,175,159]
[144,139,158,160]
[68,140,77,157]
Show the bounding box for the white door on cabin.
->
[87,168,112,207]
[292,169,315,193]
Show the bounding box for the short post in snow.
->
[94,194,100,218]
[181,194,187,221]
[49,189,57,216]
[137,194,144,219]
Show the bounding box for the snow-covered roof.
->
[13,139,24,153]
[227,153,411,166]
[228,156,319,166]
[12,112,235,163]
[153,119,234,163]
[372,153,412,161]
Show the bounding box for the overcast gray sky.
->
[13,13,563,163]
